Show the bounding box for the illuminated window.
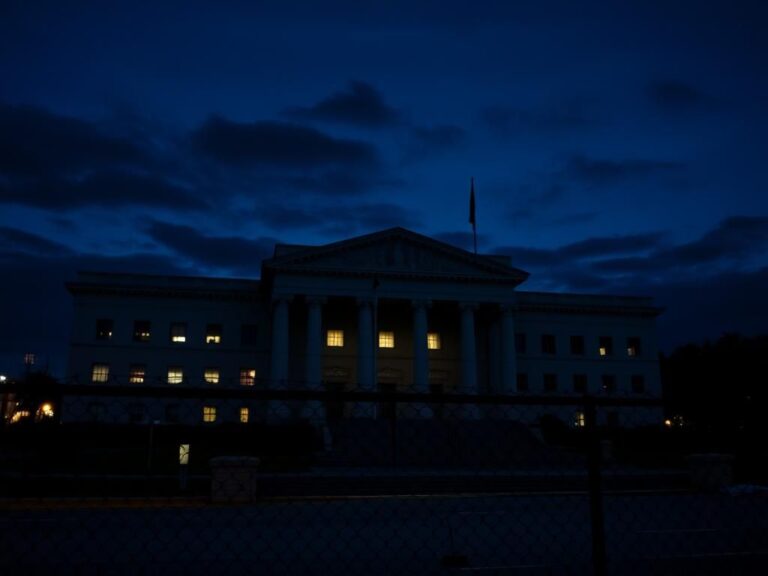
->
[570,335,585,355]
[599,336,613,357]
[327,330,344,347]
[541,334,556,355]
[133,321,151,342]
[179,444,190,465]
[240,407,250,423]
[167,367,184,385]
[204,368,220,384]
[631,374,645,394]
[427,332,441,350]
[202,406,217,423]
[516,372,529,392]
[378,331,395,348]
[11,410,31,424]
[129,364,146,384]
[170,323,187,343]
[574,411,586,428]
[601,374,616,393]
[206,324,222,344]
[37,403,55,420]
[515,333,527,354]
[573,374,587,394]
[96,319,113,340]
[627,337,641,357]
[91,363,110,383]
[24,353,35,366]
[239,368,256,386]
[543,373,558,392]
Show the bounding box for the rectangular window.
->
[599,336,613,357]
[544,373,558,392]
[570,335,585,355]
[627,337,642,357]
[128,402,146,423]
[574,411,586,428]
[204,368,220,384]
[601,374,616,393]
[516,372,529,392]
[241,324,258,346]
[165,404,180,423]
[202,406,217,423]
[240,368,256,386]
[96,319,113,340]
[178,443,190,465]
[239,407,250,423]
[206,324,222,344]
[91,363,110,383]
[427,332,441,350]
[515,333,527,354]
[167,367,184,385]
[326,330,344,347]
[573,373,588,394]
[541,334,557,355]
[170,322,187,343]
[631,374,645,394]
[133,320,151,342]
[129,364,146,384]
[378,331,395,348]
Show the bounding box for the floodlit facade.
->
[64,227,662,426]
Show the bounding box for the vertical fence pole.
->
[586,397,607,576]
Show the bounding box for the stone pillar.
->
[354,299,375,418]
[270,296,291,387]
[500,303,518,394]
[460,302,478,393]
[411,299,432,419]
[302,296,325,422]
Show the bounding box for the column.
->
[270,296,291,387]
[500,304,518,394]
[460,302,478,393]
[353,299,375,418]
[303,296,326,422]
[412,300,430,392]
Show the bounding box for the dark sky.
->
[1,0,767,376]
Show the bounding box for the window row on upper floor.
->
[326,330,442,350]
[516,334,644,358]
[89,363,259,386]
[516,372,648,394]
[93,319,258,346]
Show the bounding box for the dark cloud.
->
[649,81,704,112]
[284,81,400,127]
[560,233,663,259]
[0,103,148,177]
[403,124,467,160]
[566,155,683,185]
[2,170,208,211]
[145,220,278,274]
[193,116,377,169]
[254,202,418,234]
[0,226,72,256]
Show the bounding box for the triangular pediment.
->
[264,227,528,285]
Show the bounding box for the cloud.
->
[481,102,598,137]
[0,103,148,178]
[2,170,208,211]
[0,226,73,257]
[404,124,466,160]
[192,115,377,169]
[284,81,400,127]
[649,81,704,112]
[254,201,418,234]
[145,220,278,274]
[565,154,683,185]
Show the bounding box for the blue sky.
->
[1,0,767,375]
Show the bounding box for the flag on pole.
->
[469,177,477,254]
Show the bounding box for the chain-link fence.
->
[1,383,766,574]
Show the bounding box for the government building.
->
[64,227,662,428]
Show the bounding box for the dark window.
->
[129,364,146,384]
[541,334,557,355]
[128,403,146,424]
[515,333,527,354]
[627,337,642,357]
[96,319,113,340]
[170,322,187,343]
[599,336,613,356]
[516,372,529,392]
[544,373,558,392]
[206,324,222,344]
[165,404,180,423]
[573,374,588,394]
[607,411,620,428]
[601,374,616,393]
[241,324,258,346]
[631,374,645,394]
[133,321,151,342]
[570,335,585,355]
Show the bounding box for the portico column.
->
[305,297,325,389]
[412,300,430,393]
[357,299,374,391]
[500,304,518,394]
[460,302,478,393]
[270,296,291,388]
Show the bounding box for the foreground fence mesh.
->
[1,385,767,575]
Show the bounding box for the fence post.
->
[585,397,607,576]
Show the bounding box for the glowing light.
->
[378,331,395,348]
[203,406,217,422]
[240,407,249,423]
[326,330,344,347]
[204,368,220,384]
[179,444,190,465]
[239,369,256,386]
[0,375,6,382]
[664,419,672,427]
[427,332,441,350]
[10,410,30,423]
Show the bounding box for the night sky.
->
[1,1,767,376]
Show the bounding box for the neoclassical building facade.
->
[65,228,662,426]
